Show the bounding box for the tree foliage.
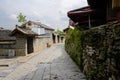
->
[17,13,27,24]
[65,28,83,70]
[55,29,65,37]
[55,29,63,34]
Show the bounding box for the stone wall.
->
[82,22,120,80]
[33,36,53,52]
[65,22,120,80]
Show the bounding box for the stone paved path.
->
[2,44,86,80]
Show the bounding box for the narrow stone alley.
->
[1,44,86,80]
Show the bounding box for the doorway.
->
[52,34,55,43]
[27,37,33,54]
[57,35,60,43]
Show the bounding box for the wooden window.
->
[8,49,15,57]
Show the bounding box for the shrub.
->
[65,28,83,70]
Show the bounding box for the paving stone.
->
[31,64,46,80]
[2,44,86,80]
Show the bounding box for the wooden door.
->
[27,37,33,54]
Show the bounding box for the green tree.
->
[55,29,62,34]
[17,13,27,24]
[55,29,65,37]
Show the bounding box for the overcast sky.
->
[0,0,88,30]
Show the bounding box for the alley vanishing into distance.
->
[0,44,86,80]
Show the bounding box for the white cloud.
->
[60,0,88,14]
[9,14,17,20]
[61,0,80,9]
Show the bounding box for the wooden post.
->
[88,15,91,28]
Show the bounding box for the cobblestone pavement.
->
[1,44,86,80]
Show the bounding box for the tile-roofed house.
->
[10,21,55,56]
[67,0,120,29]
[68,6,106,28]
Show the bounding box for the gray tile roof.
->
[33,21,54,31]
[0,29,16,40]
[10,26,38,36]
[22,21,54,31]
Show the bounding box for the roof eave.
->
[10,27,38,37]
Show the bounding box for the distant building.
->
[0,27,4,29]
